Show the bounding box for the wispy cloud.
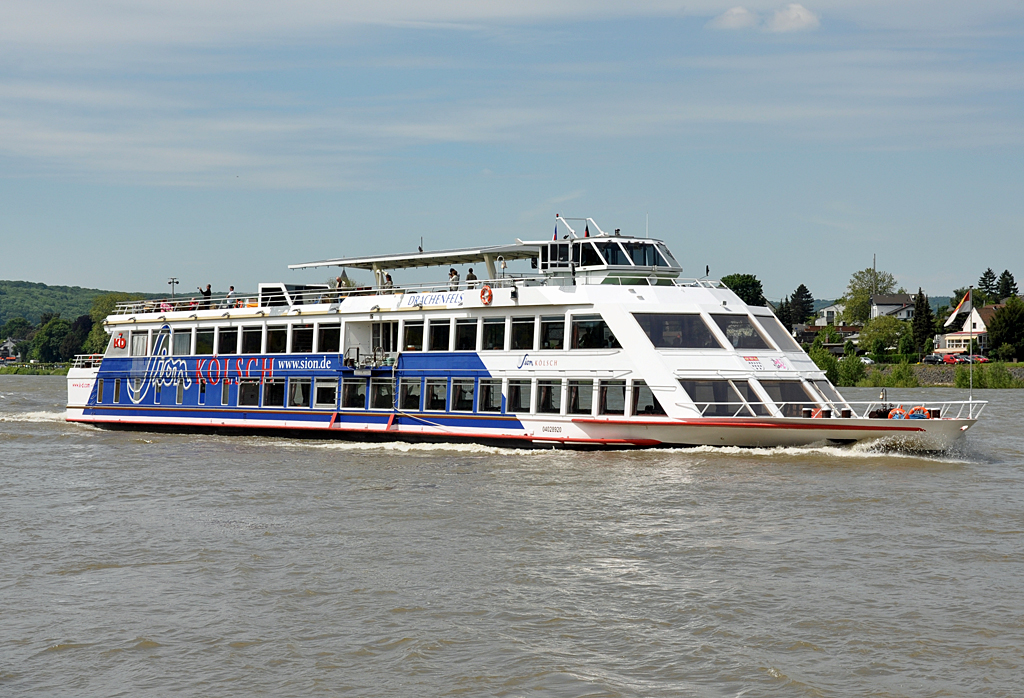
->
[708,7,758,30]
[766,3,820,32]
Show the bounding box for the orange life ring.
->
[907,405,929,419]
[480,285,493,305]
[888,405,907,419]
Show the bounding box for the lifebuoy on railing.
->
[888,405,907,419]
[480,285,493,305]
[907,405,930,419]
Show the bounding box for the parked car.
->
[922,354,944,365]
[968,355,991,364]
[942,354,964,364]
[859,356,875,365]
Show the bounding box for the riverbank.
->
[864,363,1024,387]
[0,365,68,375]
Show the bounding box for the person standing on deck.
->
[198,284,212,309]
[465,268,478,289]
[448,268,460,291]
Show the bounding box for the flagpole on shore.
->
[969,286,973,405]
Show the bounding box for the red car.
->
[942,354,967,364]
[968,355,991,364]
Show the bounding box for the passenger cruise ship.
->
[67,219,982,450]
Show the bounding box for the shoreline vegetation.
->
[0,364,69,375]
[855,362,1024,389]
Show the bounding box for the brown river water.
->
[2,375,1023,696]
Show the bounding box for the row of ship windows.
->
[94,377,667,417]
[112,311,803,357]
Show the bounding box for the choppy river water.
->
[2,376,1023,696]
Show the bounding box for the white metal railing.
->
[71,354,105,368]
[689,399,987,420]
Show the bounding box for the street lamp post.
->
[168,277,179,298]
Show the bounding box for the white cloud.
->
[708,7,758,30]
[767,3,820,32]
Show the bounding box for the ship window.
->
[263,379,285,408]
[172,330,191,356]
[678,380,746,417]
[342,378,367,409]
[511,317,535,351]
[482,317,505,351]
[130,331,148,356]
[238,379,259,406]
[577,241,603,267]
[571,315,620,349]
[314,379,338,408]
[399,378,421,411]
[289,378,311,408]
[403,321,424,351]
[811,379,850,412]
[424,378,448,411]
[732,380,770,416]
[241,326,262,354]
[451,379,475,412]
[455,319,478,351]
[291,325,314,353]
[218,328,238,355]
[595,241,631,266]
[155,381,162,403]
[537,379,562,414]
[318,324,341,353]
[222,379,231,406]
[619,242,659,267]
[754,315,802,353]
[428,319,451,351]
[266,326,287,353]
[198,379,206,405]
[632,381,665,416]
[758,380,818,418]
[633,314,724,349]
[114,379,121,404]
[196,330,214,355]
[540,316,564,350]
[479,379,502,412]
[97,379,104,403]
[370,379,394,409]
[710,314,771,350]
[153,329,170,355]
[568,380,593,415]
[507,380,532,413]
[598,380,626,415]
[655,243,679,267]
[371,321,399,353]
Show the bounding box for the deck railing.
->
[689,399,986,420]
[71,354,105,368]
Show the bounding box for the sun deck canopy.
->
[289,243,540,272]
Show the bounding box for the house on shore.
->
[935,304,1005,354]
[870,294,915,321]
[814,303,845,327]
[1,337,22,362]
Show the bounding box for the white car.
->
[859,356,875,365]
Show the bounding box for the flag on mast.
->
[553,223,558,241]
[944,289,973,327]
[584,224,589,237]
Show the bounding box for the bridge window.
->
[318,323,341,353]
[507,379,531,413]
[619,242,659,267]
[656,243,679,267]
[370,379,393,409]
[599,380,626,415]
[403,321,424,351]
[511,317,535,351]
[342,378,367,409]
[633,314,724,349]
[399,378,421,411]
[429,319,451,351]
[455,319,478,351]
[482,317,505,351]
[196,329,214,355]
[314,378,338,408]
[537,379,562,414]
[425,378,448,411]
[568,380,593,415]
[710,314,771,350]
[479,379,502,412]
[267,326,287,353]
[291,324,314,353]
[632,381,665,415]
[289,378,311,408]
[241,326,262,354]
[540,316,564,350]
[451,379,475,412]
[574,241,603,267]
[753,315,802,353]
[218,328,238,355]
[594,241,631,266]
[571,315,620,349]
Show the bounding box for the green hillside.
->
[0,280,157,326]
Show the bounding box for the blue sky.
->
[1,1,1022,302]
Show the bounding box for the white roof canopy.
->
[289,242,542,272]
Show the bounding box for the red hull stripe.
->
[571,417,927,433]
